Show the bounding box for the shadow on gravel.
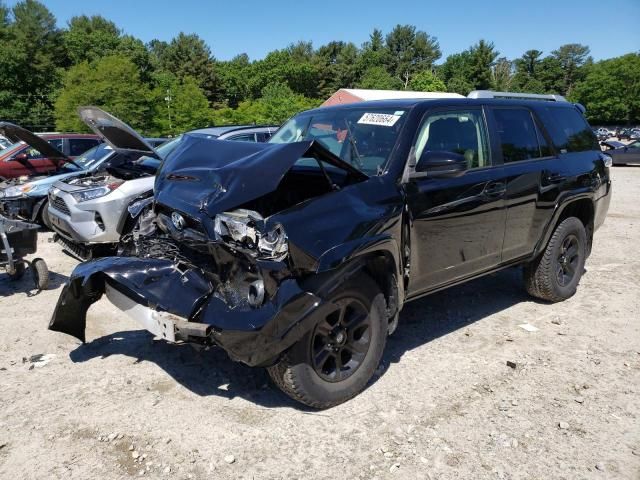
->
[383,266,529,366]
[0,270,69,297]
[66,266,529,409]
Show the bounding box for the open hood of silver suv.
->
[78,107,160,159]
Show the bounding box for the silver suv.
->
[47,108,277,259]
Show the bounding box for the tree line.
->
[0,0,638,136]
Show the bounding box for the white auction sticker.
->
[357,112,402,127]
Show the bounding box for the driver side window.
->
[415,109,490,169]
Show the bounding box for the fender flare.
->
[532,192,595,258]
[315,235,405,311]
[30,196,48,222]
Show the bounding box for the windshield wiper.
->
[344,120,364,170]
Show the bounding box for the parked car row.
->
[0,116,278,262]
[593,126,640,141]
[600,139,640,165]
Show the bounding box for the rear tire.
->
[524,217,586,302]
[31,258,49,290]
[267,273,387,409]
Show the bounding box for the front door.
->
[404,107,507,295]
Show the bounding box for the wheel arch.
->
[535,195,595,258]
[314,237,404,320]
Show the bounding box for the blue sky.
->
[10,0,640,62]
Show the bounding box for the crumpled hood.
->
[154,135,366,219]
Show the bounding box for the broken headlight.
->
[214,209,288,261]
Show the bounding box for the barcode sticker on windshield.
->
[357,113,401,127]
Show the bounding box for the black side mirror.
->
[413,150,468,178]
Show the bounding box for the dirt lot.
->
[1,167,638,480]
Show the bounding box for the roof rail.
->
[468,90,567,102]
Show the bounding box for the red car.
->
[0,131,100,180]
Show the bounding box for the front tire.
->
[39,201,53,230]
[524,217,587,302]
[267,273,387,408]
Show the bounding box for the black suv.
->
[50,92,611,408]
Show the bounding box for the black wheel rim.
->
[311,298,371,383]
[556,234,580,287]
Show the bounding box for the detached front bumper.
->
[49,257,328,367]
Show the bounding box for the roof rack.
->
[468,90,567,102]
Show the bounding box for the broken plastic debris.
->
[28,353,56,368]
[518,323,539,332]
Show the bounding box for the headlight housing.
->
[2,183,44,198]
[70,182,122,203]
[214,209,288,261]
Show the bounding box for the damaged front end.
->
[50,134,376,367]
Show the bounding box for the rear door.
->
[404,106,508,294]
[488,106,558,261]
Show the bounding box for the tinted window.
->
[227,133,256,142]
[69,138,100,156]
[493,108,542,163]
[537,107,599,153]
[23,139,63,159]
[415,109,490,169]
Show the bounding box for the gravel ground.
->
[0,167,638,480]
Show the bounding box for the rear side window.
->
[69,138,100,156]
[226,133,257,142]
[537,107,599,153]
[492,108,543,163]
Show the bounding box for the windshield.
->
[63,143,113,171]
[129,135,183,171]
[269,107,408,175]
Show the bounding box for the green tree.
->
[152,75,210,135]
[357,66,402,90]
[63,15,121,65]
[572,53,640,124]
[212,82,318,125]
[315,41,360,97]
[537,56,565,93]
[409,70,446,91]
[385,24,441,88]
[0,0,64,130]
[248,43,321,98]
[439,52,474,94]
[152,32,218,102]
[552,43,591,96]
[55,55,151,132]
[217,54,252,107]
[512,49,543,92]
[492,57,514,91]
[467,39,498,90]
[357,28,390,74]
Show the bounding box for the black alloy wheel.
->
[267,272,387,408]
[311,298,371,382]
[556,234,580,287]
